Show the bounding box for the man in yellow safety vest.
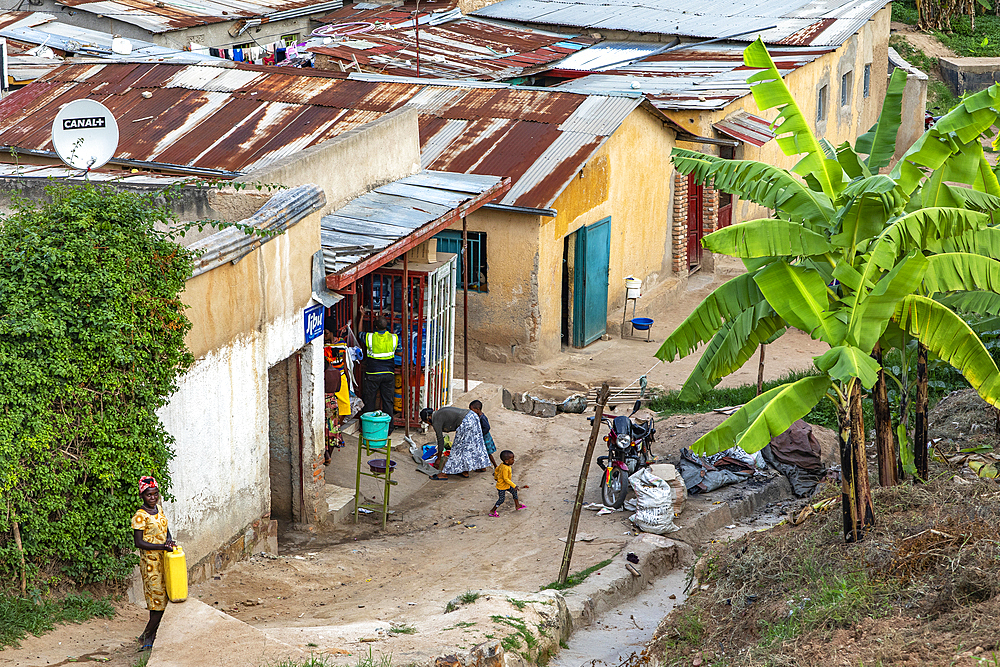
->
[360,312,399,432]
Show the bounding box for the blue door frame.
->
[572,217,611,347]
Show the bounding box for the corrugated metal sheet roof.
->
[0,11,224,63]
[56,0,343,34]
[713,110,776,145]
[552,42,830,110]
[473,0,889,46]
[306,2,595,81]
[0,62,648,209]
[322,170,503,276]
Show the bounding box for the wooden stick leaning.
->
[559,382,611,585]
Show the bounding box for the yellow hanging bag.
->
[163,546,188,603]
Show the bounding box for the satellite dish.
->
[51,99,119,171]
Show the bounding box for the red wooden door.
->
[718,191,732,229]
[686,174,704,270]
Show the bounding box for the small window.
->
[841,71,852,107]
[434,230,488,292]
[817,85,828,122]
[281,33,299,46]
[863,63,871,98]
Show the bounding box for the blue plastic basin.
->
[631,317,654,331]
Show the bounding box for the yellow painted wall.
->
[666,4,892,224]
[453,105,677,363]
[183,209,320,360]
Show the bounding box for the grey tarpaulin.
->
[677,448,753,494]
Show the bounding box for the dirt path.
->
[890,21,959,59]
[3,272,831,666]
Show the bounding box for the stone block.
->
[468,640,503,667]
[502,388,514,411]
[559,394,587,414]
[512,392,534,414]
[528,399,557,418]
[938,56,1000,96]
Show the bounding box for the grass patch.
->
[650,368,841,431]
[459,591,480,604]
[355,648,392,667]
[540,559,613,591]
[390,624,416,635]
[507,598,527,610]
[0,593,115,649]
[133,653,150,667]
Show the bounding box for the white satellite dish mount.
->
[51,99,120,173]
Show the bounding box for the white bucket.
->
[625,276,641,299]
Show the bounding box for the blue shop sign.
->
[304,304,325,343]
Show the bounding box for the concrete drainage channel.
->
[430,473,793,667]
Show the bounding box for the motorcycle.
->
[592,399,656,509]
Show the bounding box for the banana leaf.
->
[703,218,833,258]
[855,68,908,171]
[655,272,765,362]
[672,148,835,228]
[814,345,881,389]
[891,84,1000,195]
[690,375,835,456]
[892,294,1000,406]
[836,142,872,179]
[868,207,991,269]
[938,290,1000,316]
[850,251,929,351]
[922,253,1000,299]
[939,226,1000,258]
[744,38,841,199]
[678,302,787,402]
[755,260,846,344]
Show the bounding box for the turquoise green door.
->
[572,218,611,347]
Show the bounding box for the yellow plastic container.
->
[163,546,188,603]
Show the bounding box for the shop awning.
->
[323,171,510,290]
[713,111,776,147]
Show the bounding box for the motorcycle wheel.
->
[601,467,628,509]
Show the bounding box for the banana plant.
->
[658,39,1000,543]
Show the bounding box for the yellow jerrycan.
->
[163,545,188,603]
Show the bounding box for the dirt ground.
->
[3,274,831,666]
[890,21,959,59]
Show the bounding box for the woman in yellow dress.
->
[132,476,175,652]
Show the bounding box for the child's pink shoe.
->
[516,503,527,510]
[489,510,499,517]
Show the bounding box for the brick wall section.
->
[672,172,688,274]
[703,185,719,235]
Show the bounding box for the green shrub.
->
[0,183,194,589]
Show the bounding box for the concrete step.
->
[325,483,356,524]
[147,598,304,667]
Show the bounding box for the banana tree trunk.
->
[872,343,898,487]
[915,342,929,481]
[756,344,765,396]
[838,382,876,543]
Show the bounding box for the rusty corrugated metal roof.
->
[473,0,890,47]
[56,0,343,34]
[552,42,831,110]
[306,1,595,81]
[0,62,651,209]
[713,110,776,146]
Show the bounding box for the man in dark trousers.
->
[357,309,399,433]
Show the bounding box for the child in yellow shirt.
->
[490,450,526,517]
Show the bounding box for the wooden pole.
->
[755,344,765,396]
[403,253,410,438]
[559,382,611,585]
[12,515,26,595]
[462,216,468,394]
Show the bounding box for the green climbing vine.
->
[0,182,194,590]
